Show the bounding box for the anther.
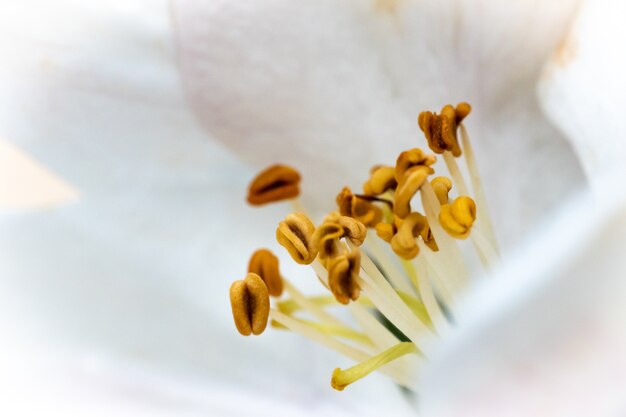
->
[327,251,361,305]
[312,222,345,260]
[248,249,283,297]
[393,149,436,219]
[439,196,477,239]
[247,164,301,205]
[230,273,270,336]
[431,176,452,205]
[363,165,397,195]
[391,212,428,259]
[418,103,471,157]
[336,187,383,227]
[276,212,318,264]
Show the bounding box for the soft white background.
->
[1,0,624,415]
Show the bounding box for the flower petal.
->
[419,171,626,417]
[172,0,586,246]
[539,0,626,185]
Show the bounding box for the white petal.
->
[419,170,626,417]
[0,1,414,414]
[172,0,586,246]
[539,0,626,185]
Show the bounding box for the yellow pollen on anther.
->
[439,196,477,239]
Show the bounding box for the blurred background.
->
[0,0,624,416]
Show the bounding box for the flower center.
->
[228,102,500,391]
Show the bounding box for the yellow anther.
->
[418,102,471,157]
[431,176,452,205]
[392,149,436,219]
[363,165,397,195]
[390,212,428,259]
[336,187,383,228]
[327,251,361,305]
[247,164,301,205]
[439,196,477,239]
[394,166,431,219]
[229,273,270,336]
[375,222,396,243]
[276,212,318,264]
[248,249,283,297]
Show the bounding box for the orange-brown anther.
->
[312,222,345,260]
[247,164,301,205]
[363,165,397,195]
[276,212,317,264]
[248,249,283,297]
[336,187,383,228]
[327,251,361,305]
[431,176,453,205]
[418,102,471,157]
[229,273,270,336]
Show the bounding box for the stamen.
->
[229,273,270,336]
[418,103,470,157]
[276,212,317,264]
[248,249,283,297]
[459,123,500,255]
[442,151,470,196]
[393,149,436,219]
[363,165,397,195]
[247,164,301,205]
[363,237,415,296]
[390,212,430,260]
[282,279,345,327]
[431,176,452,205]
[350,242,436,351]
[331,342,419,391]
[269,309,417,390]
[420,181,469,289]
[327,251,362,304]
[439,196,477,239]
[336,187,383,227]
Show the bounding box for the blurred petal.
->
[172,0,586,247]
[0,138,78,210]
[419,170,626,416]
[0,1,415,414]
[539,0,626,185]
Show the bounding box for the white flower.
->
[2,0,623,415]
